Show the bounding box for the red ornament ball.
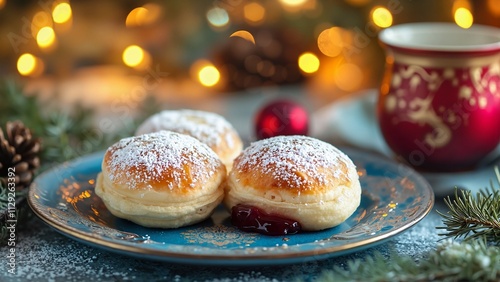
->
[254,100,309,140]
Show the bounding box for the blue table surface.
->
[0,200,446,281]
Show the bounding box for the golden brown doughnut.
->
[224,135,361,231]
[135,110,243,171]
[95,131,226,228]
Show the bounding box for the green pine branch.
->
[436,167,500,242]
[0,79,160,169]
[0,182,31,244]
[313,239,500,282]
[311,167,500,281]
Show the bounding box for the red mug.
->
[378,23,500,171]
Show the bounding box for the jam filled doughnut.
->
[224,135,361,233]
[135,110,243,171]
[95,131,227,228]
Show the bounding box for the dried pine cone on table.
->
[0,121,41,191]
[0,120,40,244]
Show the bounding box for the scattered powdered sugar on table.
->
[392,211,442,258]
[1,219,140,282]
[0,209,442,281]
[235,135,354,188]
[135,109,238,151]
[106,131,220,190]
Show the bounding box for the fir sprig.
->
[0,79,160,244]
[314,168,500,281]
[436,167,500,242]
[0,79,160,168]
[0,182,31,244]
[314,239,500,282]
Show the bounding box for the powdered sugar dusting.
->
[106,131,221,190]
[235,136,353,188]
[135,110,238,151]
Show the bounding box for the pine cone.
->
[0,121,41,191]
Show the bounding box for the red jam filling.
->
[231,204,301,236]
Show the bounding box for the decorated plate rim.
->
[28,148,434,265]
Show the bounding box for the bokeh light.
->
[126,7,147,27]
[36,26,56,49]
[52,2,72,24]
[317,27,346,57]
[17,53,44,77]
[0,0,6,10]
[454,7,473,28]
[279,0,307,7]
[280,0,317,12]
[17,54,36,76]
[198,65,220,87]
[126,4,162,27]
[371,6,393,28]
[298,52,320,74]
[207,7,229,28]
[123,45,146,68]
[244,2,265,24]
[230,30,256,44]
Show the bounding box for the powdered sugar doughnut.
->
[95,131,226,228]
[135,110,243,171]
[224,135,361,231]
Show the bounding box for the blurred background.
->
[1,0,499,113]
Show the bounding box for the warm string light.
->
[279,0,308,6]
[17,0,377,87]
[454,8,473,28]
[52,2,72,24]
[19,2,72,76]
[122,45,151,70]
[123,45,144,67]
[191,60,221,87]
[17,53,44,77]
[50,1,73,33]
[198,65,221,87]
[371,6,393,28]
[453,0,473,28]
[36,26,56,49]
[17,54,36,76]
[298,52,320,74]
[12,0,404,91]
[279,0,316,13]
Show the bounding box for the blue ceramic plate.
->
[28,148,434,266]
